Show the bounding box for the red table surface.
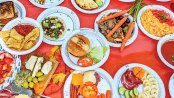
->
[17,0,174,98]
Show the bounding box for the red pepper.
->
[44,83,63,95]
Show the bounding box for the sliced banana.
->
[138,93,147,98]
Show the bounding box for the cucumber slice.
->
[119,86,126,95]
[129,90,135,97]
[133,88,139,96]
[124,90,130,98]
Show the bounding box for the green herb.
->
[53,28,59,39]
[158,13,167,20]
[128,0,145,21]
[172,55,174,62]
[14,70,30,87]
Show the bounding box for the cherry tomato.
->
[77,57,93,67]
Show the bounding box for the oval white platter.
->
[29,0,64,8]
[119,0,135,2]
[169,74,174,98]
[0,45,21,90]
[114,63,165,98]
[157,34,174,69]
[0,17,44,55]
[37,6,80,45]
[137,5,174,40]
[64,68,117,98]
[71,0,110,14]
[61,28,110,71]
[95,9,138,48]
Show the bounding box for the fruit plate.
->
[29,0,64,8]
[37,6,80,45]
[137,5,174,40]
[94,9,138,47]
[61,28,110,71]
[114,63,165,98]
[169,74,174,98]
[0,45,21,90]
[64,68,117,98]
[71,0,110,14]
[157,34,174,69]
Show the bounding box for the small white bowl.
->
[61,28,110,71]
[0,17,44,55]
[71,0,110,14]
[137,5,174,40]
[95,9,138,47]
[157,34,174,69]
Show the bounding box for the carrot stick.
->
[106,16,128,39]
[101,93,105,98]
[71,85,74,98]
[106,90,111,98]
[120,22,135,52]
[97,94,102,98]
[96,10,129,24]
[73,86,77,98]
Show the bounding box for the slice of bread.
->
[0,1,15,19]
[75,0,99,10]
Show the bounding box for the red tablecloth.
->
[18,0,173,98]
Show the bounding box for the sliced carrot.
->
[73,86,77,98]
[101,93,105,98]
[106,90,111,98]
[106,16,128,39]
[70,84,73,98]
[96,10,129,24]
[120,22,135,52]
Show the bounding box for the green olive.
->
[33,78,38,83]
[36,72,44,77]
[38,76,45,82]
[29,82,34,88]
[27,76,33,82]
[22,82,28,89]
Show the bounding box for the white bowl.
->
[64,68,117,98]
[169,74,174,98]
[61,28,110,71]
[71,0,110,14]
[157,34,174,69]
[137,5,174,40]
[0,17,44,55]
[29,0,64,8]
[37,6,80,45]
[95,9,138,47]
[114,63,165,98]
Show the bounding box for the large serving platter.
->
[64,68,117,98]
[61,28,110,71]
[114,63,165,98]
[37,6,80,45]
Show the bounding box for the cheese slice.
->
[25,56,38,71]
[32,57,44,77]
[41,61,52,75]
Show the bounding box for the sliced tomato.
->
[0,78,5,84]
[77,57,93,67]
[4,57,13,65]
[0,60,5,65]
[2,64,7,70]
[2,73,7,78]
[6,65,12,72]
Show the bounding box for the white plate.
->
[61,28,110,71]
[1,17,44,55]
[95,9,138,47]
[119,0,135,2]
[37,6,80,45]
[114,63,165,98]
[0,45,21,90]
[137,5,174,40]
[157,34,174,69]
[71,0,110,14]
[169,74,174,98]
[29,0,64,8]
[64,68,117,98]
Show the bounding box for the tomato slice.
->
[77,57,93,67]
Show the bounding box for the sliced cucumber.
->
[129,90,135,97]
[124,90,130,98]
[119,86,126,95]
[133,88,139,96]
